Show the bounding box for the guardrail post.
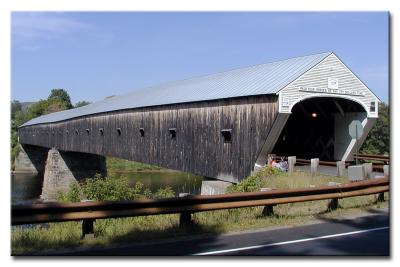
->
[179,193,192,228]
[262,205,274,216]
[327,182,341,211]
[336,161,346,177]
[327,198,339,211]
[376,192,385,202]
[383,165,389,177]
[82,219,95,240]
[311,158,319,175]
[363,163,373,179]
[376,165,387,202]
[288,156,296,173]
[260,188,274,216]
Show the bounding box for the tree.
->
[47,89,73,109]
[27,99,49,119]
[45,101,71,114]
[10,89,74,169]
[360,102,389,155]
[11,100,22,119]
[74,101,91,108]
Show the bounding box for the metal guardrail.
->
[12,177,389,238]
[12,178,389,239]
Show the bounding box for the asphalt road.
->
[51,210,390,256]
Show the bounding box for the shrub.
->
[56,182,84,203]
[154,186,175,199]
[81,174,143,201]
[57,174,176,202]
[226,166,283,193]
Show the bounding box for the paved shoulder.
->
[54,211,390,256]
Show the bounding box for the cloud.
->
[12,12,92,48]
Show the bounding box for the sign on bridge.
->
[349,120,363,164]
[349,120,363,140]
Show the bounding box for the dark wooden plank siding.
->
[19,95,278,182]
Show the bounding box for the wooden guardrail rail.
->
[295,155,389,172]
[295,158,350,167]
[354,154,389,164]
[353,154,389,172]
[356,154,389,161]
[11,177,389,238]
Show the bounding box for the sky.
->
[11,12,389,104]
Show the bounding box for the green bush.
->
[56,174,176,203]
[56,182,84,203]
[226,166,283,193]
[81,174,145,201]
[154,186,175,199]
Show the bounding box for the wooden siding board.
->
[19,95,278,182]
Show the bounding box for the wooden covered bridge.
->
[17,52,380,199]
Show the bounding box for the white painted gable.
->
[278,53,379,118]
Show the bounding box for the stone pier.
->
[201,177,232,195]
[14,144,49,173]
[41,148,107,202]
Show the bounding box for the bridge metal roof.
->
[21,52,331,127]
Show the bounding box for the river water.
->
[11,171,203,205]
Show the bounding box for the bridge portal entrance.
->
[271,97,368,161]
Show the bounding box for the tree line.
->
[360,102,390,155]
[11,89,90,168]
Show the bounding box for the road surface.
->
[47,210,390,256]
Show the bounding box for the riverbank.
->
[11,169,390,255]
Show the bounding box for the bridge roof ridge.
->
[21,52,332,127]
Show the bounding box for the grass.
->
[106,157,162,172]
[11,169,389,255]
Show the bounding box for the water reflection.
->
[112,171,203,196]
[11,172,42,205]
[11,170,203,204]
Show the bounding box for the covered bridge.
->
[18,52,380,184]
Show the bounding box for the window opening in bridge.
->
[116,128,122,136]
[74,129,79,135]
[221,129,232,143]
[169,128,177,139]
[99,128,104,136]
[66,130,69,135]
[139,128,145,137]
[86,129,90,135]
[370,101,376,112]
[52,131,55,136]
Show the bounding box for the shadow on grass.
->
[49,220,225,256]
[12,222,82,256]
